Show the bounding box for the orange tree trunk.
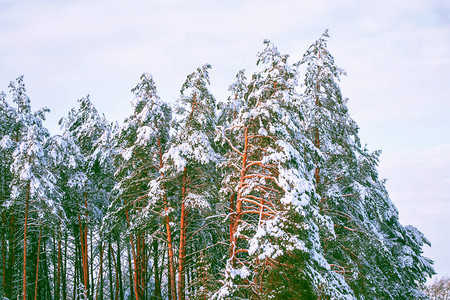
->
[158,135,177,300]
[178,170,188,300]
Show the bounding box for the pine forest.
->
[0,31,434,299]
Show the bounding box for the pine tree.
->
[162,64,221,299]
[6,76,61,300]
[0,90,17,299]
[105,73,172,300]
[215,40,354,299]
[299,30,434,299]
[59,96,115,299]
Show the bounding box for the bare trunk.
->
[94,243,105,300]
[126,208,139,300]
[158,134,177,300]
[34,224,42,300]
[178,170,188,300]
[22,182,30,300]
[56,217,62,300]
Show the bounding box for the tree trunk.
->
[6,212,16,299]
[153,240,161,299]
[78,202,89,299]
[110,243,120,300]
[22,182,30,300]
[34,224,42,300]
[90,229,94,300]
[127,242,134,300]
[108,239,113,300]
[116,234,124,300]
[56,217,62,300]
[125,208,139,300]
[178,169,188,300]
[1,211,6,295]
[62,232,68,300]
[94,243,105,300]
[42,241,51,299]
[157,134,176,300]
[74,236,79,300]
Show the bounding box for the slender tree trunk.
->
[34,224,42,300]
[157,134,177,300]
[78,203,89,299]
[127,242,134,300]
[140,234,146,300]
[164,201,176,300]
[22,182,30,300]
[84,190,90,298]
[94,243,105,300]
[6,212,16,299]
[178,169,188,300]
[136,233,141,299]
[110,243,120,300]
[1,211,6,294]
[153,240,161,299]
[56,217,62,300]
[125,208,139,300]
[74,236,79,300]
[108,239,113,300]
[90,229,94,300]
[42,241,51,299]
[52,235,56,295]
[62,232,68,300]
[116,234,124,300]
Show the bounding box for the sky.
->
[1,0,449,281]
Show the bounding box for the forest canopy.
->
[0,31,434,300]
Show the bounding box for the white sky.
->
[1,0,449,281]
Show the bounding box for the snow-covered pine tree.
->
[354,146,434,298]
[105,73,172,300]
[299,30,434,299]
[217,69,248,129]
[215,40,354,299]
[216,69,249,281]
[5,76,62,300]
[45,128,84,300]
[299,29,371,293]
[162,64,222,299]
[0,89,17,299]
[59,96,115,299]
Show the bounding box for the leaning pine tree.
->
[299,30,434,299]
